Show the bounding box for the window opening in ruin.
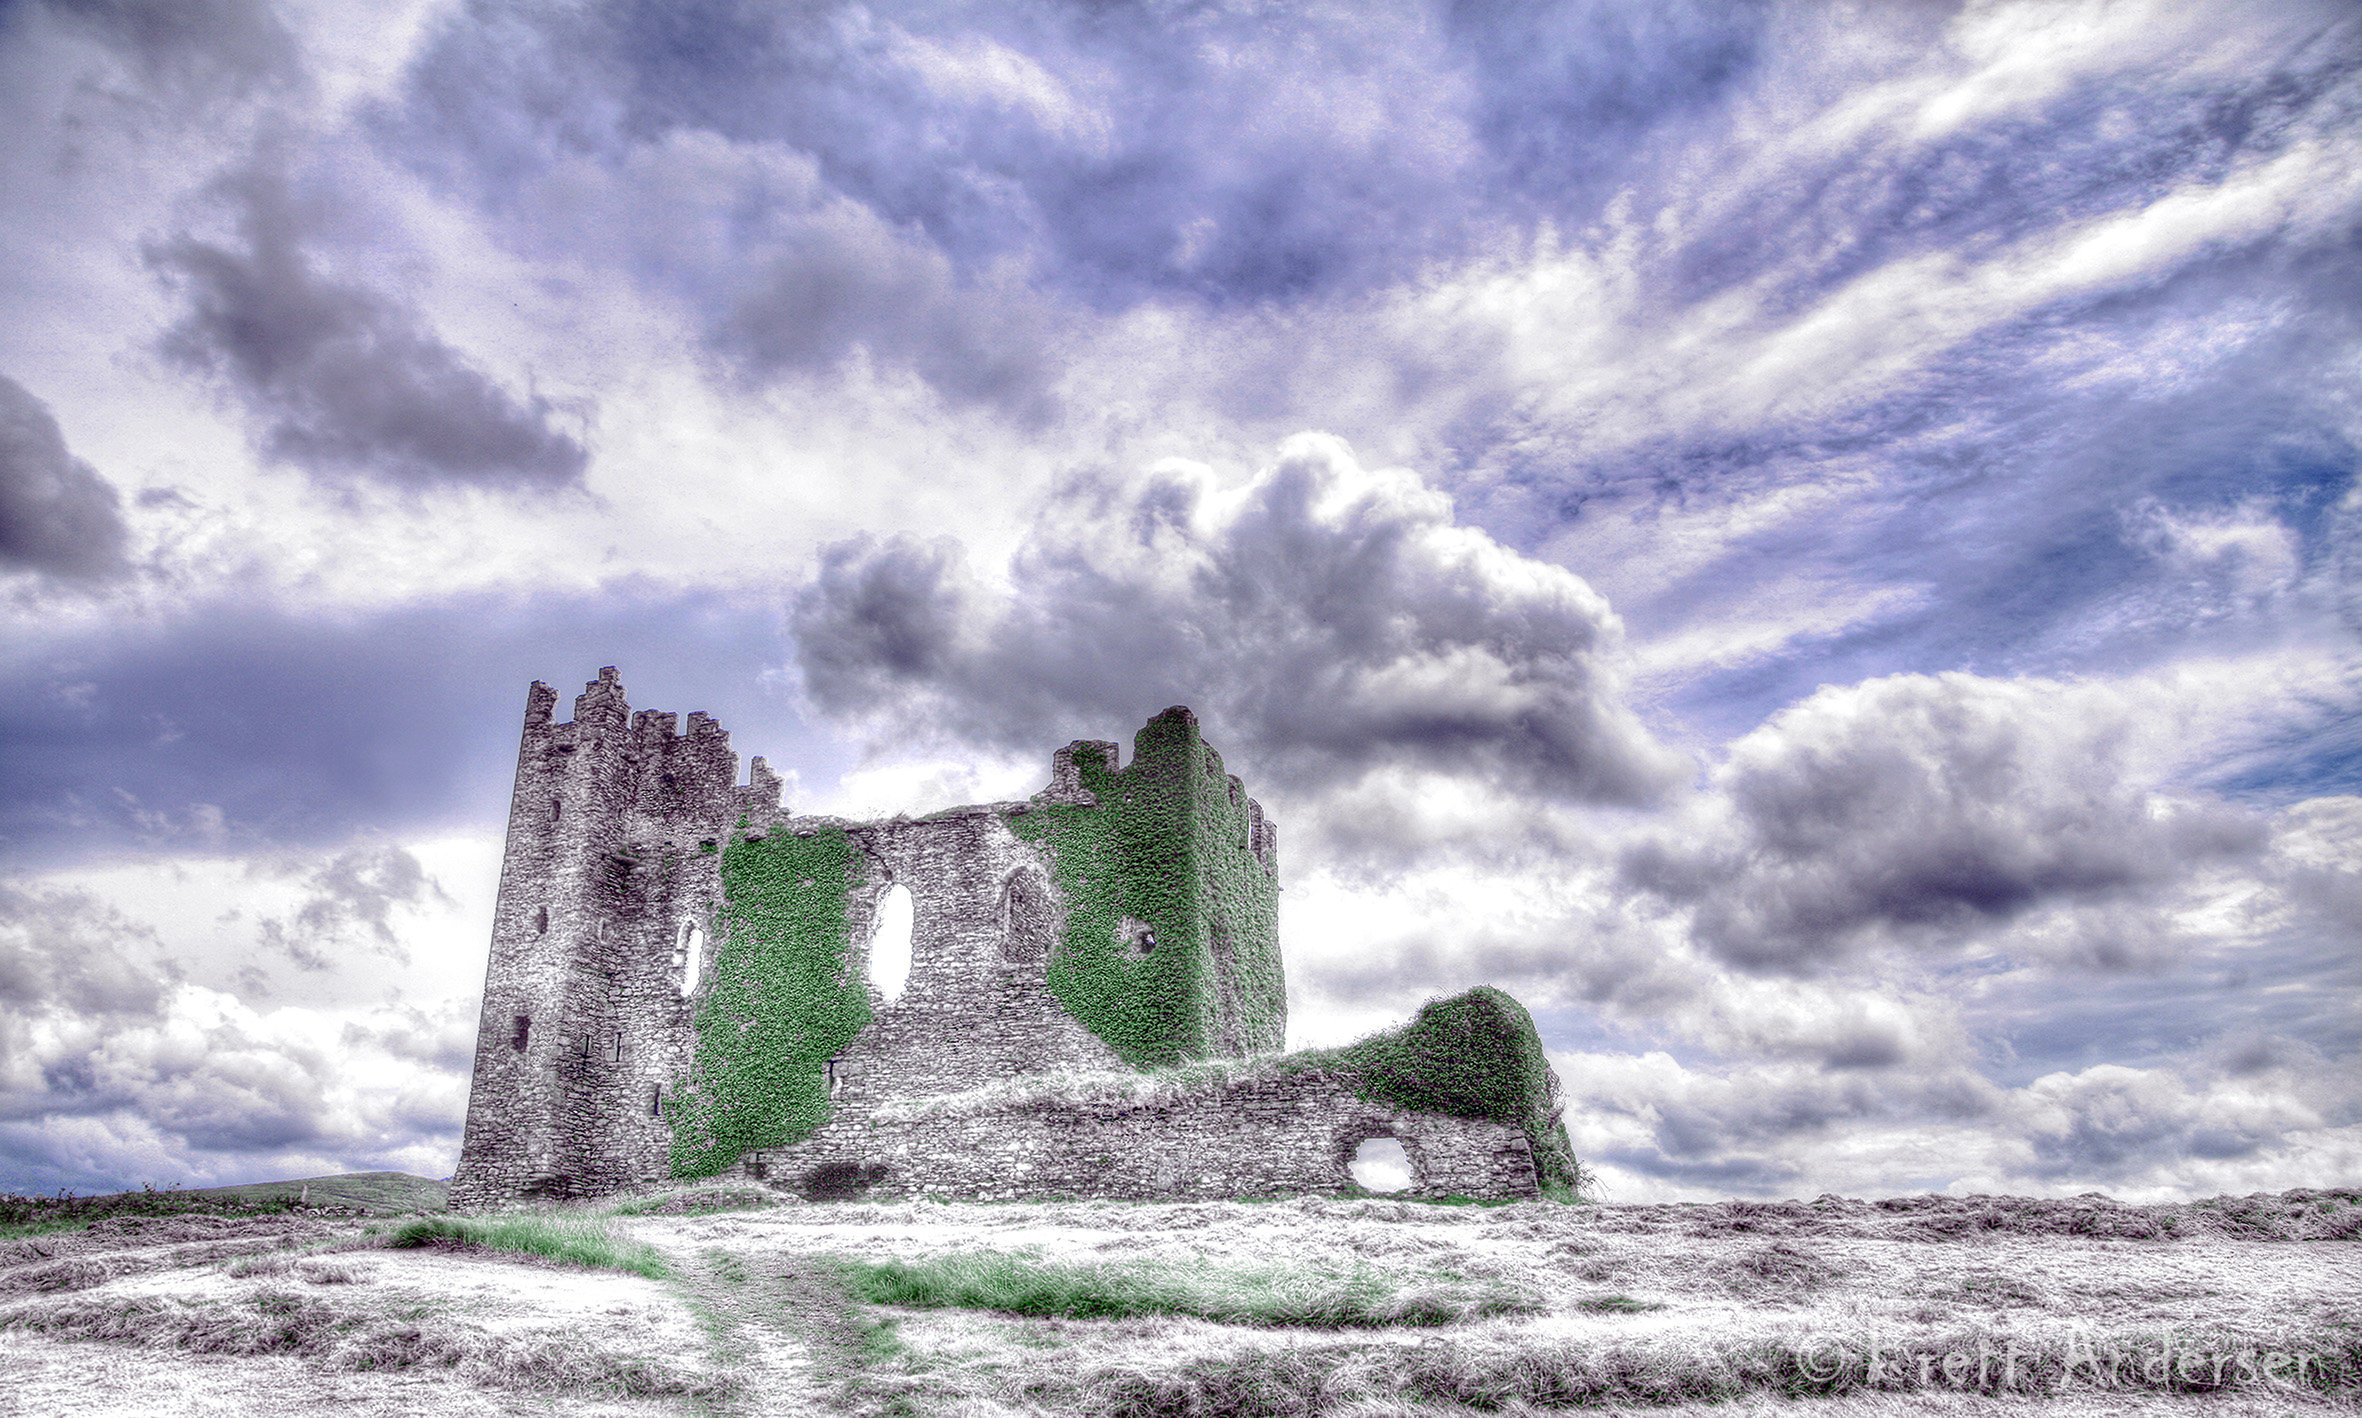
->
[1000,870,1054,963]
[609,1032,623,1062]
[651,1084,662,1117]
[551,797,562,824]
[825,1058,844,1096]
[678,921,705,997]
[868,883,914,1004]
[535,906,548,935]
[511,1015,530,1052]
[1349,1137,1413,1193]
[1119,916,1157,955]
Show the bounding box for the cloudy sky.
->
[2,0,2356,1203]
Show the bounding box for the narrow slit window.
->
[609,1032,623,1062]
[551,797,562,824]
[867,885,914,1004]
[535,906,548,935]
[511,1015,530,1052]
[679,921,705,997]
[651,1084,663,1117]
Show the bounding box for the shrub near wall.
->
[667,828,871,1178]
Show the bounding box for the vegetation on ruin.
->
[828,1249,1544,1328]
[1013,710,1286,1067]
[666,827,871,1179]
[386,1215,672,1280]
[1301,986,1592,1200]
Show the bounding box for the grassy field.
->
[0,1172,448,1237]
[0,1181,2353,1416]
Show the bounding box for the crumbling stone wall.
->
[746,1070,1539,1202]
[450,669,1573,1209]
[820,808,1130,1103]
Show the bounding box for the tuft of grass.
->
[831,1250,1542,1329]
[385,1215,670,1280]
[601,1182,784,1218]
[1576,1293,1666,1313]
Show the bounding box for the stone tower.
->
[448,670,782,1206]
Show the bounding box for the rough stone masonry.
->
[450,669,1582,1208]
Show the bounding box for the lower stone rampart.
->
[741,1067,1539,1202]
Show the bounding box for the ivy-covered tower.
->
[1025,706,1287,1065]
[449,670,782,1208]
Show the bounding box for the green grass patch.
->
[1577,1294,1667,1313]
[385,1216,670,1280]
[830,1250,1542,1329]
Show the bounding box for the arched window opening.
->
[1000,870,1054,962]
[678,920,705,997]
[1349,1137,1413,1193]
[867,884,914,1004]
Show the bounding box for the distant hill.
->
[174,1172,449,1215]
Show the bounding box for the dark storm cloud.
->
[0,374,131,583]
[791,435,1686,804]
[383,0,1490,303]
[1578,1062,2005,1193]
[0,589,820,863]
[714,202,1060,414]
[146,159,588,490]
[1621,673,2269,972]
[38,0,297,94]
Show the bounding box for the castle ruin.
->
[450,669,1579,1208]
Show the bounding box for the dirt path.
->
[668,1244,876,1416]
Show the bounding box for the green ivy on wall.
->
[1290,987,1588,1198]
[1012,709,1286,1068]
[665,828,870,1178]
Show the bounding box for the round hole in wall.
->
[868,883,914,1004]
[1349,1137,1413,1193]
